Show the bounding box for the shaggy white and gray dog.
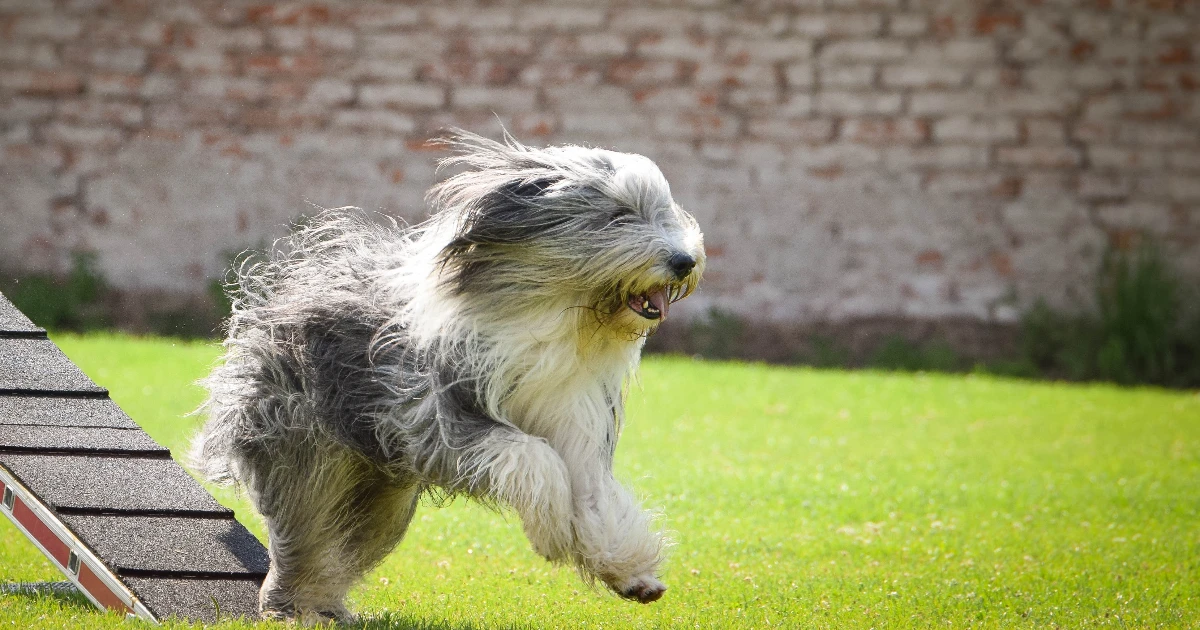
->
[191,130,705,622]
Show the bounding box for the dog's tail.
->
[186,395,241,486]
[187,355,260,487]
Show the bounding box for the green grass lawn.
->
[2,333,1199,629]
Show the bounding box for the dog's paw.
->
[261,607,355,626]
[612,574,667,604]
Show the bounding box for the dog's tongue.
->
[648,287,669,321]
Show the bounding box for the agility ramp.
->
[0,292,267,622]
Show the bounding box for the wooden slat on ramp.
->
[0,291,267,623]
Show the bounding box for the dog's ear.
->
[437,175,569,292]
[442,176,569,253]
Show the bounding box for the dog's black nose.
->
[666,253,696,280]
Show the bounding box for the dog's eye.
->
[609,206,635,221]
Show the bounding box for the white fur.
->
[193,130,704,621]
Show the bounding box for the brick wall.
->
[2,0,1198,330]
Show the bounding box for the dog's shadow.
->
[0,581,95,612]
[351,610,526,630]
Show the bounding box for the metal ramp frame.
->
[0,292,268,623]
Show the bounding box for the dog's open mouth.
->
[627,284,690,321]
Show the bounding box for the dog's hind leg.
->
[247,439,418,623]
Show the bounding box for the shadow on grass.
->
[0,580,96,612]
[353,611,533,630]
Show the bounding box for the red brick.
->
[185,27,265,50]
[269,26,357,52]
[0,70,82,96]
[925,172,1020,197]
[654,113,740,139]
[190,77,266,102]
[164,50,235,74]
[636,87,720,110]
[57,100,144,126]
[916,249,944,268]
[843,118,929,144]
[510,112,559,138]
[694,62,775,88]
[1071,40,1096,61]
[245,4,336,25]
[974,12,1022,35]
[608,60,682,85]
[419,60,513,85]
[1158,44,1191,65]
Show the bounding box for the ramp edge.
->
[0,464,158,623]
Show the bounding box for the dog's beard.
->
[579,276,698,343]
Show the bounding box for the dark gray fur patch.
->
[198,209,516,495]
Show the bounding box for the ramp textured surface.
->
[0,291,266,622]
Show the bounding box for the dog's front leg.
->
[457,429,577,562]
[563,454,668,603]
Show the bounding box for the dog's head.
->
[429,130,705,339]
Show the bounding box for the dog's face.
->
[433,132,704,339]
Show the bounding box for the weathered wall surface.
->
[2,0,1198,328]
